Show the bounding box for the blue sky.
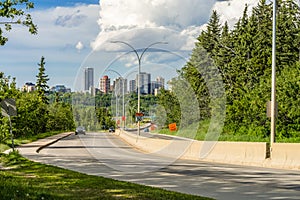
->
[33,0,99,8]
[0,0,260,91]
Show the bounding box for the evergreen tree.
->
[36,56,49,104]
[276,0,300,68]
[197,10,222,56]
[178,0,300,140]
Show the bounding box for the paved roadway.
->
[20,132,300,200]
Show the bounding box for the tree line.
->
[165,0,300,140]
[0,57,75,142]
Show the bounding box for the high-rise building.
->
[99,75,111,94]
[156,76,165,89]
[136,72,151,94]
[114,77,128,96]
[84,67,94,91]
[150,76,165,95]
[129,80,136,93]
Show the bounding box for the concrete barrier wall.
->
[116,130,268,166]
[116,130,300,170]
[116,129,172,154]
[267,143,300,170]
[203,142,267,166]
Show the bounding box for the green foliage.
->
[36,56,50,104]
[47,102,75,132]
[176,0,300,141]
[0,0,37,45]
[13,92,48,137]
[0,57,74,141]
[96,107,115,130]
[156,89,181,128]
[72,92,99,131]
[0,73,19,142]
[276,62,300,139]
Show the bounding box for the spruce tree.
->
[36,56,50,104]
[276,0,300,68]
[197,10,222,56]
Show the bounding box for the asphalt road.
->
[20,132,300,200]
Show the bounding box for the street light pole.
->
[111,41,167,136]
[106,69,138,129]
[270,0,277,153]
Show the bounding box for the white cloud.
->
[76,41,84,51]
[55,10,88,28]
[0,4,100,88]
[87,0,264,78]
[91,0,261,54]
[212,0,259,28]
[91,0,218,52]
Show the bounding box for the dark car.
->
[75,126,86,135]
[108,127,115,132]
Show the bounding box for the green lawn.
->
[0,151,212,200]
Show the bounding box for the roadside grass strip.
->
[0,151,213,200]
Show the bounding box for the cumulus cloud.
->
[76,41,84,51]
[6,4,100,50]
[91,0,261,54]
[212,0,259,28]
[91,0,218,51]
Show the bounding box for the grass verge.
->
[157,120,300,143]
[0,151,212,200]
[1,131,67,153]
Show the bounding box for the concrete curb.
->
[36,132,73,153]
[2,132,73,155]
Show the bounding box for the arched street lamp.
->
[110,41,168,136]
[106,69,137,129]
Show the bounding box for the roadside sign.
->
[1,98,17,117]
[135,112,144,117]
[0,98,17,151]
[169,123,177,131]
[135,113,144,122]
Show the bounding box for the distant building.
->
[84,67,94,91]
[22,82,35,92]
[129,73,166,95]
[136,72,151,94]
[114,77,127,96]
[129,80,136,93]
[167,80,173,91]
[99,75,111,94]
[50,85,70,93]
[90,86,96,96]
[151,76,165,95]
[156,76,165,89]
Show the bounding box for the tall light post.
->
[270,0,277,154]
[111,41,167,136]
[106,69,137,129]
[106,70,126,129]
